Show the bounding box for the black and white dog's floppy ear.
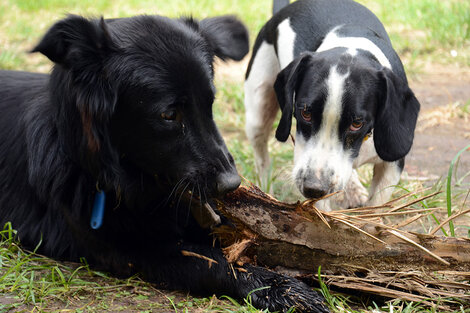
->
[274,53,312,142]
[32,15,116,68]
[198,16,249,61]
[374,68,420,161]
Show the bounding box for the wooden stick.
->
[215,186,470,307]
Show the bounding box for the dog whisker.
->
[156,177,186,210]
[169,177,187,201]
[184,184,196,225]
[175,180,192,223]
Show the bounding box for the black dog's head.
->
[32,14,248,202]
[274,49,420,198]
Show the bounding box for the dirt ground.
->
[406,65,470,181]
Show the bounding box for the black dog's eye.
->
[300,108,312,122]
[350,120,364,131]
[161,110,177,121]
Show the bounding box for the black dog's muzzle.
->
[215,168,240,196]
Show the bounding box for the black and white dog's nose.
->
[216,171,241,195]
[302,181,327,199]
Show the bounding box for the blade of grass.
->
[446,144,470,237]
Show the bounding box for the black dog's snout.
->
[213,152,240,196]
[216,171,241,195]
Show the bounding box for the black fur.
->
[275,53,311,142]
[0,14,328,312]
[374,67,420,161]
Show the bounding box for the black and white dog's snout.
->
[299,169,335,199]
[301,181,327,199]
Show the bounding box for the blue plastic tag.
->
[91,191,106,229]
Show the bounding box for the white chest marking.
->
[317,26,392,69]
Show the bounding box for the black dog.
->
[0,14,328,312]
[245,0,420,210]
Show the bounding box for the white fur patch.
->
[317,26,392,69]
[245,42,280,130]
[353,134,381,168]
[368,161,402,206]
[293,66,353,193]
[244,41,281,189]
[276,18,296,69]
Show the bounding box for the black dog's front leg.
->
[237,264,330,313]
[141,243,330,313]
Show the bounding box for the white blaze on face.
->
[293,66,354,193]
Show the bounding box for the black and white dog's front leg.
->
[329,159,402,210]
[348,136,404,208]
[316,170,368,211]
[316,136,404,210]
[142,242,329,313]
[368,159,404,206]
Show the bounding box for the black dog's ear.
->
[32,15,116,67]
[198,16,249,61]
[374,68,420,161]
[34,15,120,185]
[33,15,118,154]
[274,53,312,142]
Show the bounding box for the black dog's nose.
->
[302,182,327,199]
[216,172,241,195]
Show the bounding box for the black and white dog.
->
[245,0,420,209]
[0,15,328,312]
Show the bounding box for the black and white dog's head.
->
[32,14,248,200]
[274,48,420,199]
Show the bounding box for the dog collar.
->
[363,130,373,142]
[91,189,106,229]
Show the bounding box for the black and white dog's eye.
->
[300,108,312,122]
[161,110,177,121]
[349,120,364,131]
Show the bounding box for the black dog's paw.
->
[251,278,330,313]
[242,266,330,313]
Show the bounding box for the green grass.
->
[1,0,470,312]
[373,0,470,48]
[362,0,470,68]
[1,0,469,71]
[0,222,257,312]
